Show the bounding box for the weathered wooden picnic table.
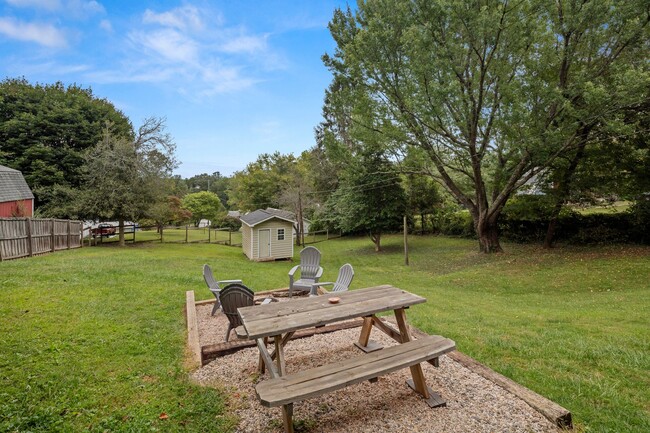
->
[237,284,456,433]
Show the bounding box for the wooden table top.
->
[238,285,426,339]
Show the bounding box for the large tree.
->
[181,191,225,226]
[228,152,296,211]
[0,78,132,211]
[81,118,176,245]
[324,0,649,252]
[325,144,406,252]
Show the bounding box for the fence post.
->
[26,218,33,257]
[229,229,232,246]
[208,227,211,243]
[160,226,164,243]
[79,222,83,248]
[326,229,329,240]
[51,219,56,252]
[185,225,189,243]
[67,220,71,249]
[404,215,409,266]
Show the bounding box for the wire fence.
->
[84,225,242,246]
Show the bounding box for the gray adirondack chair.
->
[219,283,254,342]
[309,263,354,296]
[288,246,323,297]
[203,264,243,315]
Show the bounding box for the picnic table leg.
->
[282,403,294,433]
[358,316,373,346]
[258,336,268,374]
[274,334,286,376]
[354,316,383,353]
[394,308,430,399]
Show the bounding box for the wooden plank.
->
[257,338,279,378]
[357,316,373,347]
[274,335,286,375]
[185,291,202,369]
[409,328,572,429]
[372,316,403,342]
[406,379,446,408]
[201,319,364,364]
[256,335,455,407]
[394,307,429,398]
[240,287,426,339]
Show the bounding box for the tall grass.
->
[0,236,648,432]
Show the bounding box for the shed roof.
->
[240,208,296,227]
[0,165,34,203]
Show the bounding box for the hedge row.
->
[434,202,650,245]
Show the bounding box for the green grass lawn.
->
[1,236,648,432]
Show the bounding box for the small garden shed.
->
[0,165,34,217]
[240,208,295,261]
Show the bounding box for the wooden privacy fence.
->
[0,218,83,261]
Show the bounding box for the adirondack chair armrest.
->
[288,265,300,277]
[309,281,334,296]
[218,279,243,285]
[314,266,324,280]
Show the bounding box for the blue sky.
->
[0,0,351,177]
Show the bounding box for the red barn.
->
[0,165,34,217]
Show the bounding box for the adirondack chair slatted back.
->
[203,264,244,315]
[203,264,218,290]
[219,283,254,342]
[300,246,321,279]
[332,263,354,292]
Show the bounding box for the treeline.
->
[2,0,649,253]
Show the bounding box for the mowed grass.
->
[1,236,648,432]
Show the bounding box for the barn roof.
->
[240,208,296,227]
[0,165,34,203]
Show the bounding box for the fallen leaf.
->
[159,413,169,420]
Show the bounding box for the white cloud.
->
[129,29,199,64]
[6,0,104,15]
[220,34,268,54]
[0,17,67,47]
[72,0,104,15]
[142,5,205,32]
[86,5,280,97]
[5,0,61,10]
[99,18,111,32]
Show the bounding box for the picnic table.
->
[237,284,456,433]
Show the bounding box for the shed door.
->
[259,229,271,258]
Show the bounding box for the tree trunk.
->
[370,232,381,252]
[544,135,589,249]
[118,219,125,246]
[475,214,503,253]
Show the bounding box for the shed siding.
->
[255,220,293,260]
[0,199,33,218]
[241,225,252,259]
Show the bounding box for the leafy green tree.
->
[0,78,132,211]
[148,195,192,231]
[325,146,406,252]
[186,172,230,207]
[228,152,296,211]
[324,0,649,252]
[182,191,225,226]
[81,118,176,245]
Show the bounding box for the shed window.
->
[277,229,285,241]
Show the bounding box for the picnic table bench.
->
[237,285,456,433]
